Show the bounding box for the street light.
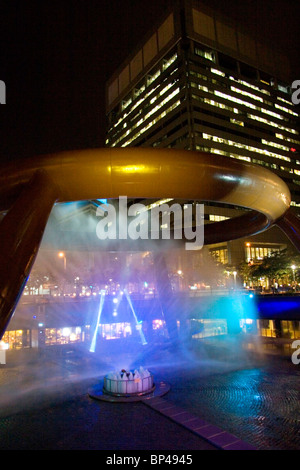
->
[177,270,183,291]
[291,264,296,283]
[58,251,66,270]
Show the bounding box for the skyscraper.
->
[105,0,300,270]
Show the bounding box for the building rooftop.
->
[106,0,295,113]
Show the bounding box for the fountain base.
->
[89,367,170,403]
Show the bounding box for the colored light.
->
[124,289,147,345]
[89,290,106,353]
[62,328,71,337]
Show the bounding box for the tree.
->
[239,248,300,289]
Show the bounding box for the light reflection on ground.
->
[0,337,299,450]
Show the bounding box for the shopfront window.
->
[2,329,30,349]
[99,322,132,340]
[45,327,82,345]
[281,320,300,339]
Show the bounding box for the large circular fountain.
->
[0,147,297,341]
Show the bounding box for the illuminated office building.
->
[105,0,300,267]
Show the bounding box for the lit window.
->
[278,84,288,93]
[202,133,291,162]
[195,47,215,62]
[275,103,298,117]
[162,53,177,71]
[147,69,161,86]
[247,114,298,135]
[214,90,257,110]
[230,118,244,126]
[230,86,263,103]
[261,139,289,151]
[211,68,225,77]
[121,97,132,111]
[209,214,229,221]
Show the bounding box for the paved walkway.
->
[143,396,255,450]
[0,392,219,450]
[0,339,299,450]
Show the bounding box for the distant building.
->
[105,0,300,269]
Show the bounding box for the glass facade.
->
[106,51,181,148]
[189,318,228,339]
[2,329,31,349]
[258,319,300,340]
[1,320,168,349]
[99,322,132,340]
[105,5,299,276]
[210,247,228,264]
[2,318,299,350]
[106,20,299,204]
[44,326,84,345]
[245,244,281,263]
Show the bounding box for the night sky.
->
[0,0,299,163]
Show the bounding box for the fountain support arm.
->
[0,170,58,338]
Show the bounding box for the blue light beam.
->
[124,289,147,345]
[89,290,106,352]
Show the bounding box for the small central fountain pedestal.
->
[89,367,170,403]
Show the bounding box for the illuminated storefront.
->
[257,319,300,339]
[189,318,228,339]
[99,322,132,340]
[2,329,31,349]
[44,326,84,345]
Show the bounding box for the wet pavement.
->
[0,337,299,450]
[163,359,300,450]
